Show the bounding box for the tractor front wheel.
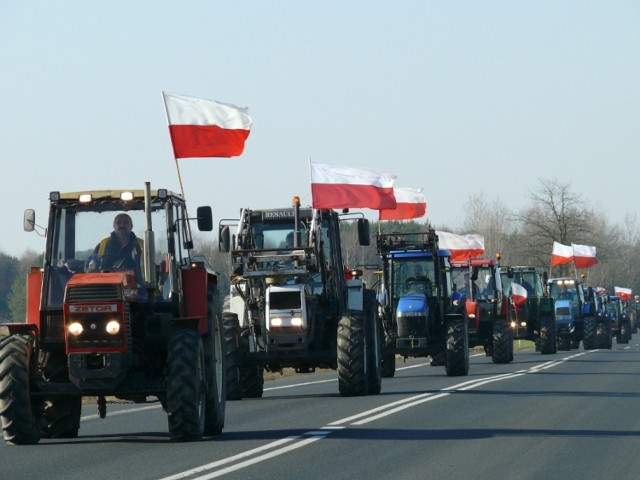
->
[0,335,40,445]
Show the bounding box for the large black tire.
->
[596,317,613,349]
[241,362,265,398]
[222,312,243,401]
[558,337,571,351]
[582,316,596,350]
[620,321,630,344]
[337,315,368,397]
[203,287,225,436]
[492,318,512,364]
[381,347,396,378]
[0,335,40,445]
[539,316,557,354]
[429,352,445,366]
[445,316,469,376]
[37,351,81,438]
[364,291,382,395]
[166,328,206,441]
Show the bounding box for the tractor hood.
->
[554,299,574,325]
[396,293,428,318]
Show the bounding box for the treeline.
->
[2,178,638,322]
[0,249,42,322]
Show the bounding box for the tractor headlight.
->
[68,322,84,336]
[269,316,304,328]
[105,320,121,335]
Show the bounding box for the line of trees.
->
[1,178,638,322]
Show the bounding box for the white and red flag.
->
[572,243,598,269]
[511,282,528,312]
[310,162,396,210]
[435,231,485,262]
[550,241,573,267]
[614,286,632,301]
[379,187,426,220]
[162,92,252,159]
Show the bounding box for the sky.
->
[1,1,638,258]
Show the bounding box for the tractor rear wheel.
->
[381,348,396,378]
[491,318,512,364]
[364,290,382,395]
[596,317,612,349]
[0,335,40,445]
[222,312,243,400]
[337,315,368,397]
[582,316,596,350]
[203,288,225,436]
[539,316,557,354]
[167,328,206,441]
[445,316,469,376]
[242,364,265,398]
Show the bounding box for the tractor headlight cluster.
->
[270,317,303,328]
[67,319,121,336]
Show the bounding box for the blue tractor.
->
[547,277,596,350]
[376,230,468,378]
[607,295,631,344]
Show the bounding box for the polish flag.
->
[435,231,484,261]
[572,243,598,269]
[379,188,426,220]
[310,162,397,209]
[163,92,252,159]
[550,241,573,267]
[614,286,632,301]
[511,282,528,312]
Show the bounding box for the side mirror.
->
[24,209,35,232]
[196,206,213,232]
[506,267,514,279]
[219,225,230,252]
[357,218,370,246]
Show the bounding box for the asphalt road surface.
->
[2,342,640,480]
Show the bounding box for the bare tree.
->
[513,178,594,269]
[461,192,516,262]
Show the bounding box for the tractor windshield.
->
[46,199,186,306]
[391,257,435,299]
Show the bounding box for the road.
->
[2,343,640,480]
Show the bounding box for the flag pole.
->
[161,91,193,244]
[161,92,187,202]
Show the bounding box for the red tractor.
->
[451,258,513,363]
[0,183,225,445]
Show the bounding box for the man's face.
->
[114,215,132,235]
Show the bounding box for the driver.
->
[94,213,144,273]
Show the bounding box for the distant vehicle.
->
[607,296,631,344]
[375,230,468,378]
[219,197,381,399]
[451,258,513,363]
[588,287,612,349]
[547,277,593,350]
[500,266,557,354]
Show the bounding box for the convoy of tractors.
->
[0,184,634,445]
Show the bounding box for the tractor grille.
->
[66,284,121,303]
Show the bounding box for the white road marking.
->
[159,350,589,479]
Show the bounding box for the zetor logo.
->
[68,304,118,313]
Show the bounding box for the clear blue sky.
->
[1,1,638,257]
